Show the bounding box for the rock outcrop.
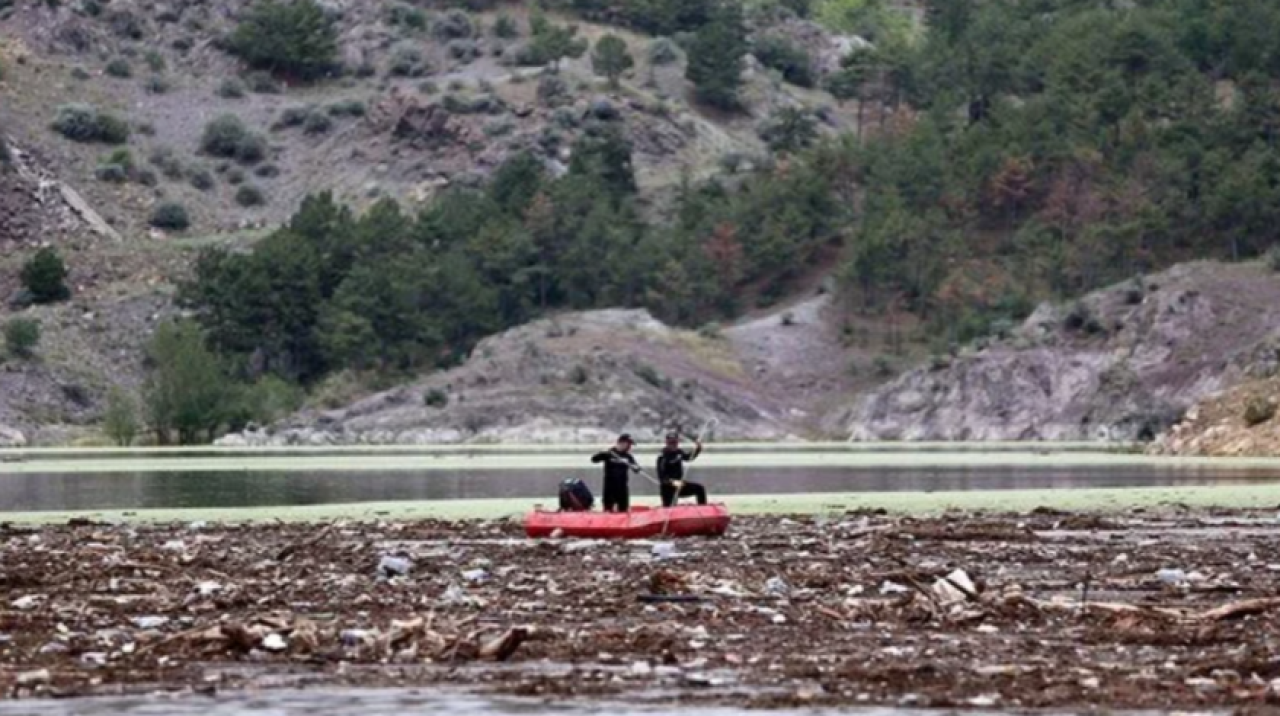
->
[0,425,26,448]
[220,309,800,446]
[839,262,1280,442]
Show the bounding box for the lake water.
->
[0,461,1276,512]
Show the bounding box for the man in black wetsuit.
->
[656,432,706,507]
[591,433,638,512]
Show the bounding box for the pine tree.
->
[592,34,634,89]
[685,2,747,111]
[21,247,71,304]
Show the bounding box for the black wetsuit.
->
[656,447,707,507]
[591,448,636,512]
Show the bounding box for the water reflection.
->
[0,465,1275,512]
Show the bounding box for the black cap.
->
[617,433,634,444]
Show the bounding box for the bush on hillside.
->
[432,9,473,40]
[105,57,132,78]
[1245,396,1277,427]
[227,0,339,81]
[235,183,267,206]
[492,13,518,38]
[145,74,171,94]
[51,104,130,144]
[200,115,267,163]
[327,99,366,117]
[189,167,215,190]
[648,37,681,65]
[145,50,166,72]
[388,45,429,77]
[217,78,247,98]
[150,202,191,230]
[21,247,71,304]
[752,35,814,87]
[3,319,40,360]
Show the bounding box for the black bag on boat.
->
[558,478,594,512]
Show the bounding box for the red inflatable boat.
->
[524,504,731,539]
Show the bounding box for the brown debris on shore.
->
[4,510,1280,708]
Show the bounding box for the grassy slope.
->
[2,484,1278,524]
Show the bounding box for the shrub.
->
[70,66,91,81]
[327,99,366,117]
[217,78,247,98]
[150,146,185,179]
[873,355,896,377]
[492,13,518,38]
[388,45,429,77]
[759,106,818,154]
[172,36,194,52]
[649,37,681,65]
[51,104,129,144]
[448,39,481,62]
[103,388,140,446]
[752,36,814,87]
[21,247,71,304]
[3,319,40,359]
[145,75,171,94]
[150,202,190,230]
[1245,397,1276,427]
[433,9,473,40]
[234,375,304,426]
[387,4,426,31]
[225,166,246,184]
[189,167,215,190]
[537,72,569,107]
[303,111,332,134]
[144,50,166,72]
[633,362,666,388]
[201,115,266,163]
[424,388,448,408]
[107,9,144,39]
[568,364,589,385]
[105,58,132,78]
[235,183,266,206]
[135,168,158,186]
[245,71,282,93]
[227,0,339,81]
[1267,245,1280,272]
[254,163,281,178]
[276,106,312,129]
[95,162,128,182]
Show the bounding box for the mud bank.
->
[5,511,1280,709]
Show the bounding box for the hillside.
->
[7,0,1280,449]
[0,0,881,443]
[839,262,1280,442]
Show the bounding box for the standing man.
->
[656,431,707,507]
[591,433,637,513]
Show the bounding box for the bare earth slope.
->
[838,262,1280,442]
[224,309,803,446]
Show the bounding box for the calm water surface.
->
[0,464,1276,511]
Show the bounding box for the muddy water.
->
[0,464,1276,511]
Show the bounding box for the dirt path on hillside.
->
[6,509,1280,709]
